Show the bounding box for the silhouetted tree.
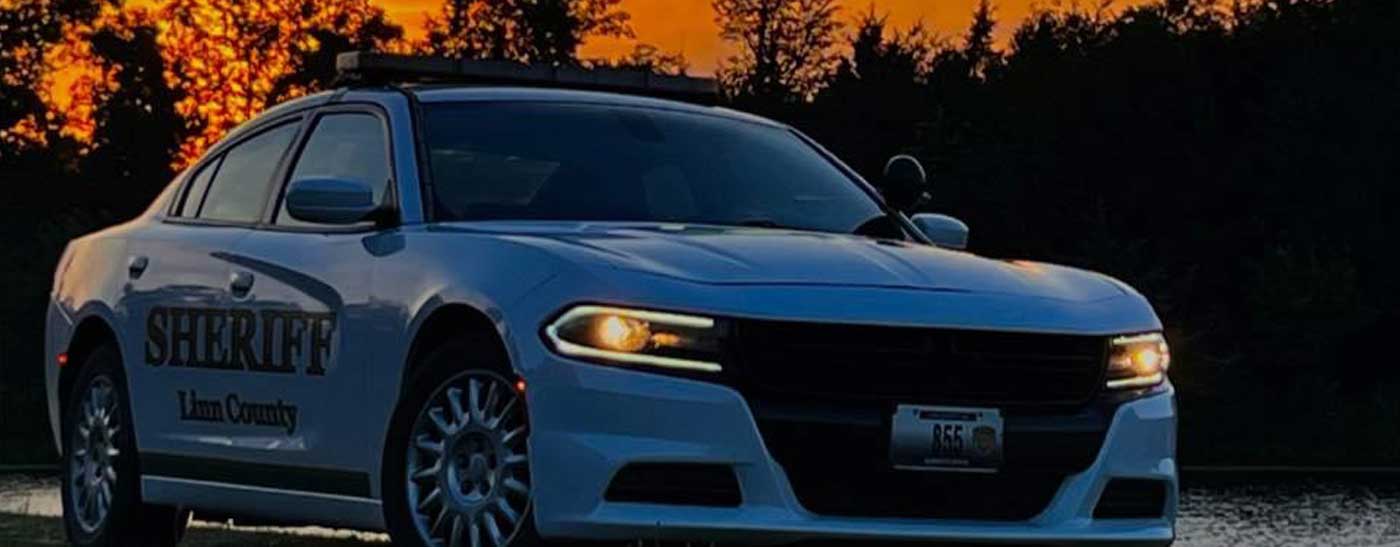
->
[0,0,105,458]
[806,7,938,178]
[419,0,632,65]
[272,10,404,100]
[591,44,690,76]
[80,11,188,215]
[713,0,843,105]
[160,0,404,165]
[962,0,1001,78]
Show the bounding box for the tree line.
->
[4,0,1399,464]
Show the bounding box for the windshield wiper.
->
[735,218,791,229]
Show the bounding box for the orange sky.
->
[129,0,1147,75]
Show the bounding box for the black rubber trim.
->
[142,453,372,498]
[397,85,436,222]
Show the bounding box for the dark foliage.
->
[271,11,405,100]
[714,0,844,105]
[795,0,1400,464]
[0,0,110,461]
[81,20,188,214]
[3,0,1399,465]
[418,0,632,65]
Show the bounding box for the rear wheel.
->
[385,338,539,547]
[60,343,189,547]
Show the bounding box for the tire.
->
[383,337,544,547]
[60,343,190,547]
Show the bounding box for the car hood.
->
[438,221,1129,303]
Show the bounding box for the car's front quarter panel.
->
[362,227,582,495]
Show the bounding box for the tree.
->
[79,8,188,215]
[713,0,843,105]
[158,0,403,166]
[807,7,938,179]
[962,0,1001,79]
[418,0,632,65]
[825,8,936,98]
[270,10,404,101]
[1,0,102,153]
[590,43,689,76]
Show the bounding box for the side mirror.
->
[284,177,379,225]
[881,155,930,212]
[910,213,969,250]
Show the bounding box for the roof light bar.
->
[335,52,718,99]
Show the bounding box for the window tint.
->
[421,102,887,235]
[276,112,390,226]
[174,156,220,217]
[199,122,299,223]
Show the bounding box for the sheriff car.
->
[46,52,1177,547]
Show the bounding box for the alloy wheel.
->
[406,371,530,547]
[68,375,121,534]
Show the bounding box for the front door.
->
[211,108,396,495]
[120,218,245,463]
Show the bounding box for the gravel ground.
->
[8,474,1400,545]
[1176,480,1400,546]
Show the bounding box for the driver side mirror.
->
[881,155,931,212]
[284,177,381,225]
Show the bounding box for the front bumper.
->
[526,355,1177,546]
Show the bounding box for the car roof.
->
[403,85,785,128]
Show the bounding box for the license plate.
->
[890,405,1003,471]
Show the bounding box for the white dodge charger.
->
[45,53,1177,547]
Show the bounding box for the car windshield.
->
[420,101,893,235]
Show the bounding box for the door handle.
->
[128,256,149,279]
[229,271,255,296]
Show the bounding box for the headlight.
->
[1105,332,1170,389]
[543,305,725,373]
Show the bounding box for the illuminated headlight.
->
[1105,332,1170,390]
[543,306,725,373]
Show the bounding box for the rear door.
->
[127,117,307,476]
[121,157,247,461]
[217,106,397,492]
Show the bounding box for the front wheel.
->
[384,341,538,547]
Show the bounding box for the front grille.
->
[733,320,1107,407]
[729,320,1112,521]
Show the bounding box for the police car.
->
[46,52,1177,547]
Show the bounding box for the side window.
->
[199,122,299,223]
[173,156,221,217]
[276,112,390,226]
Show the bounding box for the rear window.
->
[172,157,220,217]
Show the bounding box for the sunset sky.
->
[42,0,1148,163]
[128,0,1148,75]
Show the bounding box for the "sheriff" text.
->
[146,306,335,375]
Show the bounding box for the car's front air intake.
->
[1094,479,1169,519]
[604,463,742,507]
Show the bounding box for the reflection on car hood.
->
[437,221,1129,303]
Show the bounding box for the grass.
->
[0,513,385,547]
